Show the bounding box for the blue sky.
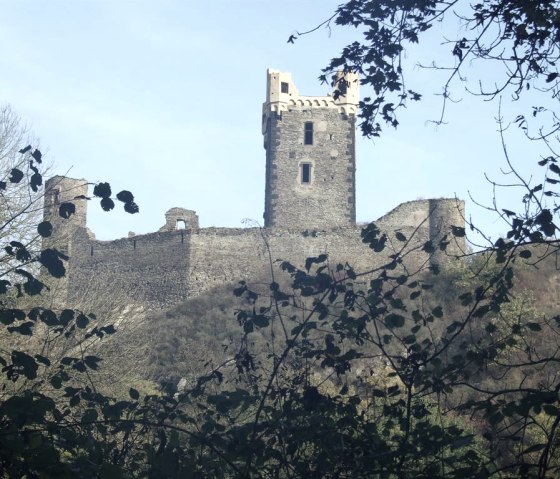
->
[0,1,547,245]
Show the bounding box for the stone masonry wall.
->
[64,229,191,310]
[264,108,356,229]
[52,198,464,310]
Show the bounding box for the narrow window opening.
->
[281,82,289,94]
[339,79,348,96]
[329,134,333,140]
[176,219,186,230]
[304,122,313,145]
[52,190,60,205]
[301,163,311,184]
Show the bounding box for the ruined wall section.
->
[187,228,268,295]
[42,183,465,310]
[44,176,90,252]
[43,176,90,307]
[46,197,465,309]
[64,229,191,310]
[375,198,466,265]
[185,198,465,297]
[429,198,466,261]
[186,226,375,297]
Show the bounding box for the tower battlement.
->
[263,69,359,118]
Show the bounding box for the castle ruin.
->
[43,69,465,310]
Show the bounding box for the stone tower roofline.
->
[262,69,359,128]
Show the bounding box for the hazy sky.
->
[0,1,547,245]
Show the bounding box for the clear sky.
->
[0,1,547,246]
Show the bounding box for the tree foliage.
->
[292,0,560,138]
[0,146,149,476]
[0,105,52,280]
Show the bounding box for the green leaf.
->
[474,305,490,318]
[100,197,115,211]
[116,190,134,203]
[84,356,101,370]
[59,202,76,219]
[523,443,545,454]
[124,201,139,214]
[451,226,465,237]
[0,280,10,294]
[404,334,416,344]
[7,321,34,335]
[459,292,473,306]
[31,148,42,163]
[11,351,38,379]
[243,320,254,334]
[30,172,42,192]
[50,375,63,389]
[37,221,53,237]
[0,309,25,325]
[361,223,387,251]
[387,385,400,396]
[546,72,558,83]
[543,405,559,416]
[422,241,435,254]
[93,182,112,198]
[9,168,24,183]
[488,411,503,425]
[38,310,57,327]
[385,313,405,328]
[410,290,421,300]
[59,309,75,326]
[76,314,89,329]
[39,249,67,278]
[129,387,140,400]
[485,323,497,333]
[252,314,269,328]
[35,354,51,366]
[82,408,98,422]
[536,209,556,237]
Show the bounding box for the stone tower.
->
[262,69,359,229]
[43,176,88,253]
